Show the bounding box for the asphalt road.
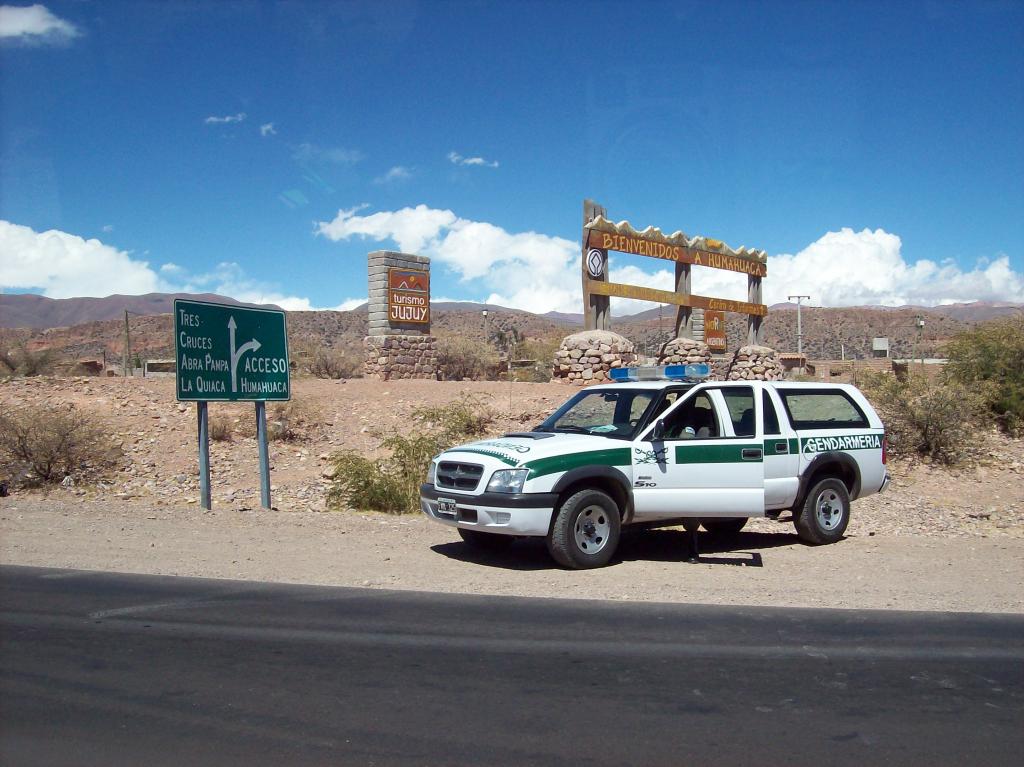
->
[1,566,1022,766]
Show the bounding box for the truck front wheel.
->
[546,489,621,569]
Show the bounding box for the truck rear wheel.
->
[547,489,621,569]
[794,478,850,544]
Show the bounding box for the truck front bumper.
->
[420,484,559,537]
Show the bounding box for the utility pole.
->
[915,316,925,373]
[123,309,131,377]
[788,295,810,373]
[482,308,489,345]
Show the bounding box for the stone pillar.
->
[552,330,636,385]
[723,345,784,381]
[364,251,438,380]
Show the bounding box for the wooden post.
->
[674,262,692,339]
[582,199,609,331]
[747,275,764,345]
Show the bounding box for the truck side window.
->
[762,390,781,435]
[721,387,756,437]
[778,390,869,429]
[662,393,718,440]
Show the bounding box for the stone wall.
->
[722,345,785,381]
[364,335,438,380]
[552,330,637,385]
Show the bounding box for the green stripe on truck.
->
[675,444,763,464]
[523,448,632,479]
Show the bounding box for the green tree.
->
[944,314,1024,435]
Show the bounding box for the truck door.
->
[762,387,800,509]
[631,385,764,520]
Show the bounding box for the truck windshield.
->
[536,389,660,440]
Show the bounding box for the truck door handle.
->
[742,448,763,461]
[775,441,788,454]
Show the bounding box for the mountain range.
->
[0,292,1020,367]
[2,292,1021,331]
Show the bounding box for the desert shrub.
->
[0,404,121,486]
[327,395,495,513]
[437,336,498,381]
[859,371,987,464]
[944,315,1024,436]
[267,399,321,442]
[208,414,234,441]
[509,338,559,382]
[307,345,363,379]
[0,343,55,377]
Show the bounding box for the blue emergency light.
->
[609,364,711,382]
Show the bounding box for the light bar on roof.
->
[609,364,711,382]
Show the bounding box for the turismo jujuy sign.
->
[388,268,430,324]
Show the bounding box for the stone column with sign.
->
[364,251,438,380]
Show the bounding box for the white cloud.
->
[764,228,1024,307]
[204,112,246,125]
[293,142,363,165]
[373,165,412,185]
[0,221,341,311]
[447,150,499,169]
[172,261,317,311]
[334,297,366,311]
[101,224,114,233]
[317,205,579,312]
[0,4,79,44]
[0,220,161,297]
[316,206,1024,315]
[317,204,458,254]
[259,122,276,137]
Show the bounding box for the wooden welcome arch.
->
[581,199,768,346]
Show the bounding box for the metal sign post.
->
[197,401,211,510]
[255,401,271,509]
[175,299,289,510]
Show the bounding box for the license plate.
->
[438,498,457,514]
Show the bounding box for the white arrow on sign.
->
[228,316,261,393]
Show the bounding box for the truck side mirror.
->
[650,419,665,441]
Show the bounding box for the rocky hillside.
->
[1,297,1019,369]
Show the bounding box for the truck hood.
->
[440,433,621,469]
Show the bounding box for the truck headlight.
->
[426,459,437,485]
[486,468,529,494]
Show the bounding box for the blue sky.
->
[1,0,1022,314]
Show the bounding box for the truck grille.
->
[436,461,484,491]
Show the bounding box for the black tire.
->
[700,517,748,536]
[458,528,514,552]
[794,477,850,544]
[546,489,621,569]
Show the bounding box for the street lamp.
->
[788,295,810,373]
[482,308,489,344]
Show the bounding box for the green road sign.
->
[174,299,290,401]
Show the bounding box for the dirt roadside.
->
[2,376,1023,614]
[3,498,1022,614]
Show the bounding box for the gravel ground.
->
[2,375,1023,613]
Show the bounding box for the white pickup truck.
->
[421,366,889,569]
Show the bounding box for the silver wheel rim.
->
[574,505,610,554]
[815,489,844,531]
